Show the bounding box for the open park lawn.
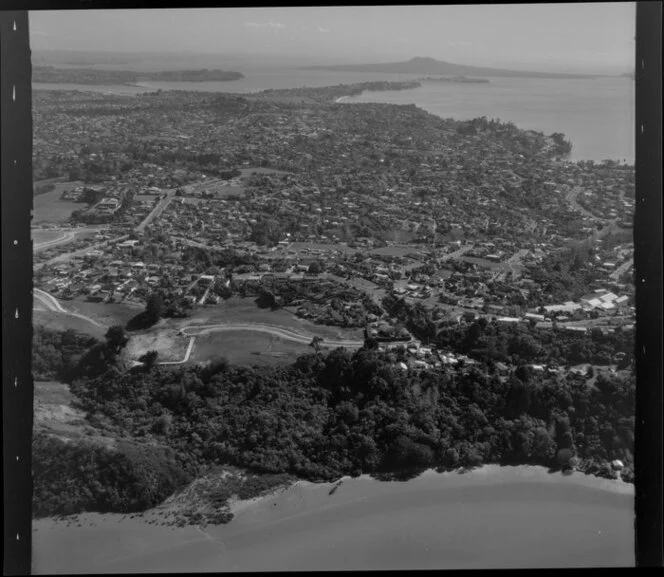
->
[33,183,84,224]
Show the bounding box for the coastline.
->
[32,464,634,573]
[230,464,633,517]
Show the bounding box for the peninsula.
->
[303,56,598,79]
[419,75,490,84]
[33,66,245,84]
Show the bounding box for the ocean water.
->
[343,76,635,163]
[33,71,634,163]
[33,469,634,573]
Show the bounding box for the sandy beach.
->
[32,465,634,573]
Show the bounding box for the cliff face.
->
[303,57,597,79]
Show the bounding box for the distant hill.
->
[302,57,598,79]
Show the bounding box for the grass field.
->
[34,380,117,449]
[286,242,358,256]
[33,228,99,253]
[93,297,364,367]
[35,381,74,405]
[183,298,363,341]
[370,245,423,258]
[188,330,308,367]
[66,300,144,327]
[33,309,107,339]
[458,256,503,269]
[183,178,248,199]
[215,185,246,199]
[33,229,68,245]
[239,167,290,176]
[33,183,84,224]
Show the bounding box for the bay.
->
[343,76,635,163]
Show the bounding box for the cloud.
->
[447,41,473,47]
[317,27,330,33]
[244,21,285,30]
[396,37,409,44]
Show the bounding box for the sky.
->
[30,3,636,73]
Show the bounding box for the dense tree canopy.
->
[34,318,634,518]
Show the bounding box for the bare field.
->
[189,330,308,367]
[124,330,190,363]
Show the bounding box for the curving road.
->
[159,337,197,365]
[180,322,364,349]
[33,231,77,252]
[38,234,130,266]
[566,186,597,220]
[33,288,104,328]
[151,323,362,366]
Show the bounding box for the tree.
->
[556,448,575,469]
[153,413,173,435]
[105,325,129,353]
[310,336,324,357]
[146,293,164,323]
[250,218,282,246]
[444,448,460,468]
[514,365,531,383]
[386,435,435,470]
[139,350,159,371]
[308,261,322,274]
